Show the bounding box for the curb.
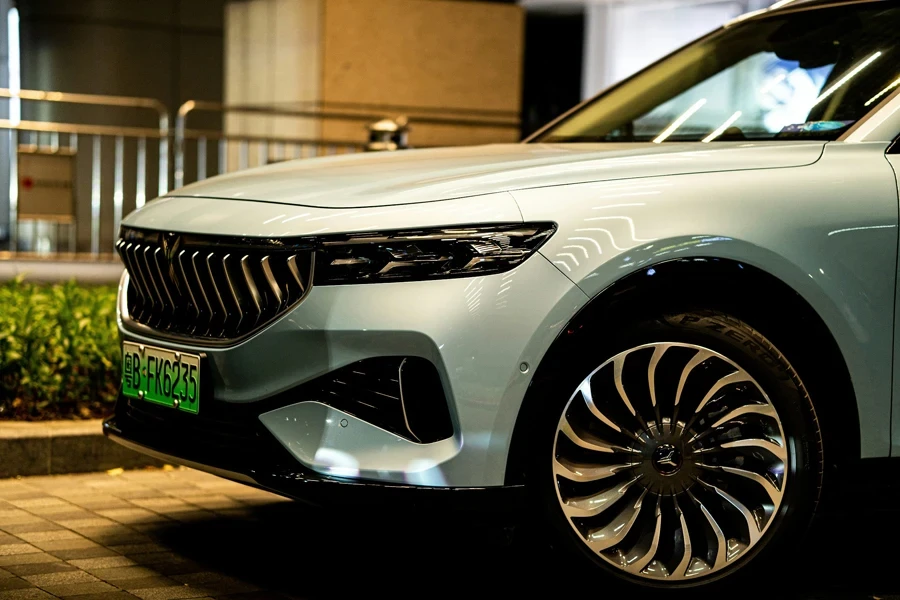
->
[0,419,164,478]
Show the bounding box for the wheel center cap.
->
[652,443,682,475]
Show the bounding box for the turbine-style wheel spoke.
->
[693,371,752,416]
[624,497,663,574]
[553,458,636,483]
[673,497,693,578]
[693,491,727,571]
[585,489,648,552]
[718,438,787,461]
[702,464,783,504]
[688,402,778,444]
[579,382,622,433]
[563,475,641,518]
[553,341,789,583]
[698,480,763,546]
[560,420,639,455]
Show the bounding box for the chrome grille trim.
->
[240,255,263,317]
[118,227,315,344]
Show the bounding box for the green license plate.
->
[122,342,201,414]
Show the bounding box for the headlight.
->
[314,222,557,284]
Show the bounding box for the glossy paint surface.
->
[258,402,461,485]
[515,142,898,458]
[119,247,587,486]
[163,142,825,209]
[118,138,900,486]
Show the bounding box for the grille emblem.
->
[162,233,180,264]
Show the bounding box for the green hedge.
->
[0,277,120,420]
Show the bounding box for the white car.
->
[106,0,900,589]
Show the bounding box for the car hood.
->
[169,141,826,208]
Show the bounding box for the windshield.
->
[533,3,900,143]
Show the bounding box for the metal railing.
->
[0,88,170,256]
[173,99,522,189]
[174,100,376,189]
[1,88,523,260]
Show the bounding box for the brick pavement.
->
[0,467,291,600]
[0,467,898,599]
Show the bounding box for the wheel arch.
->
[505,256,860,485]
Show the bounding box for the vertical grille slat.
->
[204,252,230,335]
[121,243,147,307]
[175,250,201,322]
[221,254,245,331]
[118,228,312,342]
[140,246,167,318]
[128,243,155,314]
[286,254,308,294]
[260,256,284,308]
[152,248,177,312]
[190,251,215,335]
[240,255,263,324]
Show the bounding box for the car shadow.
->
[147,495,897,600]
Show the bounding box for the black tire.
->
[529,310,823,592]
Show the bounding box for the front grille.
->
[117,227,314,342]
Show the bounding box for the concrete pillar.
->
[225,0,525,147]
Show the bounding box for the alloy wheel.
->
[552,342,788,582]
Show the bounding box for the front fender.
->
[511,142,899,458]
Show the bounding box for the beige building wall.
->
[225,0,323,166]
[225,0,523,148]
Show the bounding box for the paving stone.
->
[6,562,78,577]
[162,512,213,524]
[95,510,164,525]
[16,530,84,543]
[68,557,135,570]
[0,552,59,567]
[24,570,100,586]
[50,548,120,561]
[33,539,100,552]
[82,534,151,548]
[11,498,71,510]
[65,498,133,511]
[125,553,182,567]
[0,575,36,590]
[141,562,198,577]
[0,568,11,579]
[127,499,191,511]
[185,580,259,595]
[55,519,120,530]
[0,514,49,527]
[181,497,241,511]
[0,588,55,599]
[40,582,119,597]
[45,512,98,524]
[63,594,139,600]
[0,508,34,519]
[168,574,221,586]
[129,586,211,600]
[107,545,166,558]
[0,543,41,556]
[113,578,179,592]
[85,566,160,581]
[2,521,67,535]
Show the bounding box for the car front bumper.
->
[109,249,587,489]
